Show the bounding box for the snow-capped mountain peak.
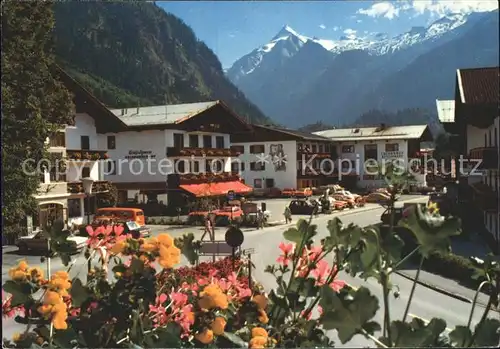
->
[271,25,308,43]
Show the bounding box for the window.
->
[174,159,186,173]
[364,144,378,160]
[107,136,116,149]
[265,178,275,188]
[250,162,265,171]
[81,167,90,178]
[205,159,212,173]
[341,145,355,153]
[189,134,199,148]
[107,160,117,175]
[191,160,200,173]
[81,136,90,150]
[250,144,265,154]
[254,179,262,188]
[215,136,225,149]
[240,162,245,172]
[231,162,239,173]
[231,145,244,154]
[68,199,81,218]
[49,132,66,147]
[312,144,317,153]
[489,129,492,146]
[49,168,66,182]
[212,159,223,172]
[495,128,498,147]
[173,133,184,149]
[203,135,212,148]
[319,144,324,153]
[325,144,331,153]
[385,143,399,152]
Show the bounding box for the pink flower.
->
[170,292,187,307]
[114,225,125,236]
[276,242,294,266]
[311,259,330,285]
[300,309,312,320]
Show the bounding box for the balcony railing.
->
[67,149,109,161]
[469,147,498,170]
[67,181,110,194]
[175,172,241,184]
[166,147,241,157]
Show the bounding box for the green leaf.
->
[448,325,472,347]
[289,277,318,298]
[269,289,288,312]
[319,286,379,343]
[53,328,79,348]
[222,332,247,347]
[3,280,30,307]
[398,204,461,257]
[473,318,500,347]
[283,227,302,244]
[144,323,182,347]
[70,278,90,308]
[389,318,447,347]
[318,284,336,309]
[130,258,145,274]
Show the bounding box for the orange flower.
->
[9,269,27,282]
[198,284,228,310]
[252,295,268,310]
[211,317,227,335]
[213,293,228,310]
[52,271,69,280]
[158,245,181,269]
[195,329,214,344]
[251,327,268,338]
[44,291,63,305]
[258,309,269,324]
[37,304,53,317]
[18,261,29,272]
[140,243,157,253]
[28,267,44,283]
[249,336,268,348]
[157,233,174,247]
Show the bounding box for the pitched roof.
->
[314,125,429,141]
[457,67,499,104]
[436,100,455,123]
[54,66,128,132]
[110,101,219,126]
[254,124,332,141]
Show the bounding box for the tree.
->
[1,1,73,236]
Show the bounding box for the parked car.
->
[16,230,87,254]
[365,192,391,204]
[289,199,321,215]
[332,193,356,208]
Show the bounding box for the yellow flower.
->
[195,329,214,344]
[44,291,63,305]
[258,309,269,324]
[211,317,226,335]
[249,336,268,348]
[52,271,69,280]
[198,284,228,310]
[251,327,268,338]
[157,233,174,247]
[28,267,44,282]
[51,303,68,330]
[158,244,181,269]
[12,333,22,342]
[18,261,29,272]
[9,269,27,282]
[37,304,53,317]
[110,240,128,254]
[140,243,157,253]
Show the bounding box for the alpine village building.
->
[437,67,499,253]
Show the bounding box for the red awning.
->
[180,181,253,197]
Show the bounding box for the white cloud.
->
[356,19,363,23]
[357,0,498,20]
[357,2,400,19]
[319,24,326,29]
[333,26,340,31]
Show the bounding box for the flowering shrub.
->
[3,178,500,348]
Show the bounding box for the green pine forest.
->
[52,1,271,124]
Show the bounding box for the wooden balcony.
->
[67,181,110,194]
[166,147,240,157]
[469,147,498,170]
[176,172,241,184]
[67,149,109,161]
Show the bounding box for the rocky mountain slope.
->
[227,10,498,127]
[52,1,271,124]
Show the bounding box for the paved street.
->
[3,195,497,346]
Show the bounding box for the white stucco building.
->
[101,101,253,204]
[231,125,336,190]
[314,124,433,189]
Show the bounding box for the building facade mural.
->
[270,143,287,171]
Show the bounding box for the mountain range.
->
[226,10,499,128]
[51,1,271,124]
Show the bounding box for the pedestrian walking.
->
[257,209,264,229]
[284,206,292,224]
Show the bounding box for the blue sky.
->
[158,1,498,69]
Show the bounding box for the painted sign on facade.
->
[269,144,287,171]
[125,150,156,160]
[381,151,404,159]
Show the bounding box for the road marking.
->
[408,313,452,332]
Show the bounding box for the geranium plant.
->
[3,172,500,348]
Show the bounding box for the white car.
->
[335,190,360,200]
[16,230,87,254]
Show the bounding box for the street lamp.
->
[82,177,94,275]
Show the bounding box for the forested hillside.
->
[52,1,271,124]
